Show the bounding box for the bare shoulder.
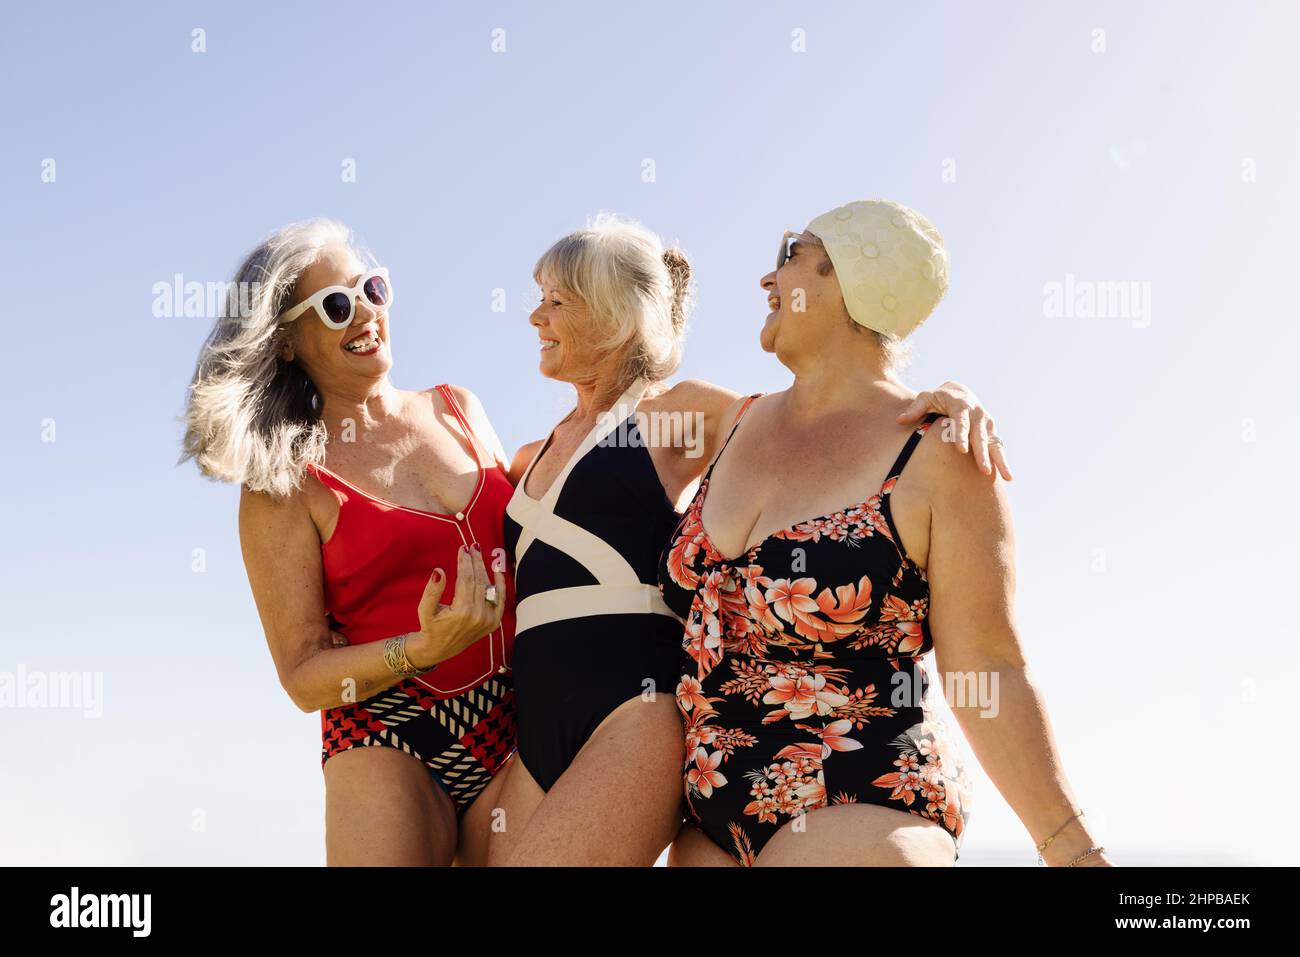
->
[418,381,478,420]
[718,387,777,433]
[509,439,545,485]
[433,382,509,467]
[512,438,544,465]
[444,382,483,415]
[238,479,315,540]
[412,382,472,410]
[442,382,490,430]
[908,416,1003,509]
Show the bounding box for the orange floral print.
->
[660,410,974,866]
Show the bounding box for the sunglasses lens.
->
[321,292,352,326]
[363,274,390,306]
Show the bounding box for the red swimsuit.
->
[306,385,517,813]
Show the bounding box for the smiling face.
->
[757,229,848,356]
[529,274,609,384]
[279,244,392,390]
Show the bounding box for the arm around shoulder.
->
[657,378,747,468]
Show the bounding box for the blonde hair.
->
[179,218,373,498]
[533,211,693,387]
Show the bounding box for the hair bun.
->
[663,246,690,272]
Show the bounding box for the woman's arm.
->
[649,379,743,492]
[238,485,505,712]
[923,442,1110,866]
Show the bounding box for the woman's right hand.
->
[408,545,507,669]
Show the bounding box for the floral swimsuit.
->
[657,399,973,865]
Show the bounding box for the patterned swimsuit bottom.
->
[321,673,517,816]
[659,408,974,865]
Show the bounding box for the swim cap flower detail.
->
[807,200,949,338]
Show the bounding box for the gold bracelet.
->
[1066,845,1105,867]
[1036,808,1085,865]
[382,635,424,678]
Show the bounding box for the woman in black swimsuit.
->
[488,212,1009,866]
[660,200,1111,866]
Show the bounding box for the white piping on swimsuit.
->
[506,376,683,636]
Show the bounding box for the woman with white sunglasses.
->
[182,219,516,866]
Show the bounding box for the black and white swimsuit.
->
[503,377,686,792]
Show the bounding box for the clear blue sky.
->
[2,1,1296,865]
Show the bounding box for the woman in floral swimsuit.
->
[659,200,1111,867]
[662,402,969,864]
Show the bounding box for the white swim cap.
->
[806,200,949,338]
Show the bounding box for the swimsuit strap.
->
[883,411,944,487]
[703,393,763,482]
[436,384,490,468]
[303,460,334,486]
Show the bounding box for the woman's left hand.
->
[897,380,1013,481]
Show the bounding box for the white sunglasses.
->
[278,267,393,330]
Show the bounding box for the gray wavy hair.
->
[534,211,693,388]
[180,218,373,498]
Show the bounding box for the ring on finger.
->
[484,585,499,605]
